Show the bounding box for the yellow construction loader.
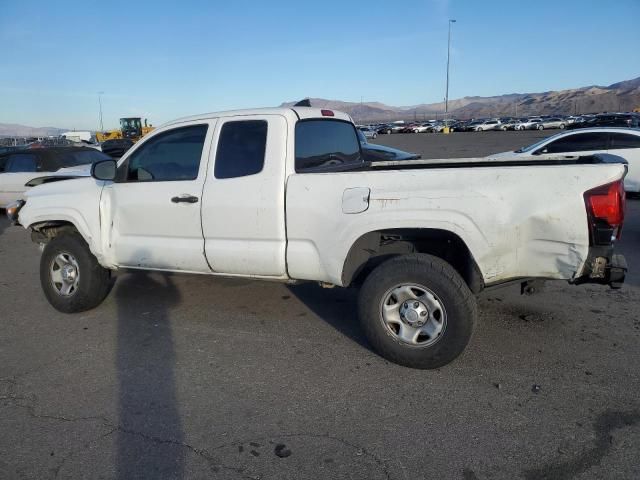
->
[96,117,154,143]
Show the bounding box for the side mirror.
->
[91,159,117,181]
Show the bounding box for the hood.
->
[24,176,98,200]
[361,142,421,161]
[24,164,93,187]
[56,163,93,175]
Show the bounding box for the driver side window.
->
[123,125,208,182]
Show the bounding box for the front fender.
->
[19,178,106,265]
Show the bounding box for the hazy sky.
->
[1,0,639,130]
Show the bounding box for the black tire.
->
[358,254,477,369]
[40,232,112,313]
[538,124,544,130]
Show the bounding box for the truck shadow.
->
[287,283,370,350]
[114,271,185,479]
[0,215,8,236]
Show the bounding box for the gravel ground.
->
[1,132,639,479]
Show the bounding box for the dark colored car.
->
[100,138,135,158]
[0,145,28,155]
[0,147,111,174]
[357,130,421,161]
[568,113,640,130]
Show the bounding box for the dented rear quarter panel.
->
[285,163,626,286]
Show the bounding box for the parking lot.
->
[369,129,550,159]
[1,131,639,480]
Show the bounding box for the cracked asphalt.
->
[1,132,639,479]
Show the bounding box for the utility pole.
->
[444,19,456,118]
[98,91,104,132]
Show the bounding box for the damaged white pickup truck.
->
[8,107,628,368]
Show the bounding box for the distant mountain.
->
[282,76,640,121]
[0,123,67,138]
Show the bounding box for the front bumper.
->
[573,247,627,289]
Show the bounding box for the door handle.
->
[171,195,199,204]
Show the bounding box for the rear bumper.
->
[573,247,627,289]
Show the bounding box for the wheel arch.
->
[30,219,82,241]
[342,228,484,293]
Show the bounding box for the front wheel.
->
[358,254,477,369]
[40,232,112,313]
[537,124,544,130]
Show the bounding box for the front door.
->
[103,121,215,273]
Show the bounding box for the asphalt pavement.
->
[369,129,550,159]
[1,132,639,479]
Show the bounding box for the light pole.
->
[98,91,104,132]
[445,19,456,118]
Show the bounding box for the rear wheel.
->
[358,254,477,369]
[40,232,112,313]
[538,124,544,130]
[559,124,566,129]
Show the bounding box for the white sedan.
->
[487,127,640,192]
[515,118,542,130]
[0,147,108,207]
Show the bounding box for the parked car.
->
[357,130,420,161]
[497,119,521,131]
[358,127,378,140]
[535,117,567,130]
[100,138,135,158]
[0,147,111,207]
[376,125,394,135]
[411,124,433,133]
[514,118,543,130]
[461,121,483,132]
[474,120,502,131]
[10,107,627,370]
[567,113,640,130]
[430,122,447,133]
[389,124,406,133]
[487,127,640,192]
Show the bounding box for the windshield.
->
[120,118,142,130]
[514,132,563,153]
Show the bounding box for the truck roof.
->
[163,107,353,128]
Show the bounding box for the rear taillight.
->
[584,180,626,244]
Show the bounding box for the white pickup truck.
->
[7,107,628,369]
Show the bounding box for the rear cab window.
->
[295,119,362,172]
[214,120,268,179]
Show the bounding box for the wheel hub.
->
[62,264,77,282]
[399,300,429,327]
